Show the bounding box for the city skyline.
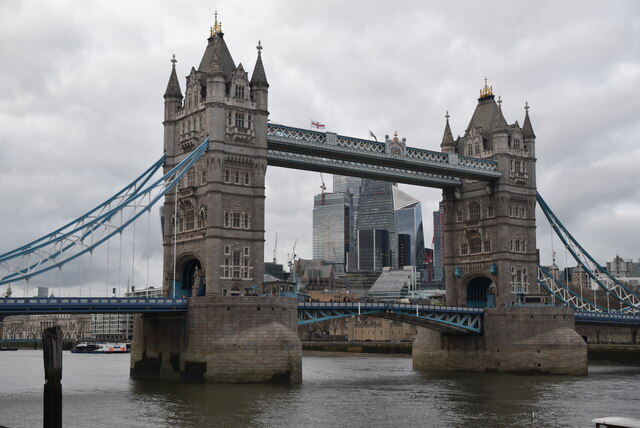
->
[0,1,639,296]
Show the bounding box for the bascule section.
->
[161,17,268,298]
[440,81,538,308]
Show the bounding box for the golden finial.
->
[210,11,222,37]
[480,76,493,98]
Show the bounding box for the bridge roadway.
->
[1,298,639,332]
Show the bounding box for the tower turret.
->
[163,54,183,157]
[440,111,455,153]
[250,40,269,112]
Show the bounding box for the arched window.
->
[469,202,481,221]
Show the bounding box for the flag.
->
[311,120,325,129]
[369,130,377,141]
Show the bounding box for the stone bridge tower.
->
[161,17,268,298]
[440,80,538,307]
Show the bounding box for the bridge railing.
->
[267,123,500,174]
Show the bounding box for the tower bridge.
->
[2,17,639,383]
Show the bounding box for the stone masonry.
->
[130,296,302,383]
[413,307,587,375]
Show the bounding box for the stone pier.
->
[413,307,587,375]
[130,296,302,384]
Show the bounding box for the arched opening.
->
[466,276,494,308]
[173,258,204,298]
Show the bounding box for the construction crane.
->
[272,233,278,264]
[287,239,297,272]
[320,173,327,205]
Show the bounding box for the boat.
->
[70,342,130,354]
[593,417,640,428]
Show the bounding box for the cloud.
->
[1,0,639,296]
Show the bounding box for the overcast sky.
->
[1,1,638,297]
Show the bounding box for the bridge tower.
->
[131,17,301,384]
[440,80,538,308]
[413,81,586,375]
[162,19,268,298]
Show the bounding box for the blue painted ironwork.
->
[266,124,502,186]
[575,310,640,326]
[537,264,614,313]
[537,192,640,310]
[0,139,209,286]
[297,301,484,334]
[0,297,187,315]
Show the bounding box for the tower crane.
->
[320,173,326,205]
[272,233,278,264]
[287,239,297,272]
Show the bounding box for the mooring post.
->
[43,326,62,428]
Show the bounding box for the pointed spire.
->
[522,101,536,138]
[441,110,455,151]
[164,54,183,99]
[250,40,269,88]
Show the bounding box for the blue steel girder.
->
[297,302,483,334]
[0,297,188,316]
[267,149,461,188]
[266,124,502,185]
[575,311,640,326]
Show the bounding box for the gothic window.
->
[177,212,184,233]
[456,210,463,223]
[224,245,231,255]
[244,246,250,256]
[520,206,526,218]
[487,204,494,218]
[185,207,195,230]
[235,112,246,129]
[224,211,230,227]
[224,169,230,183]
[460,242,468,255]
[234,170,240,184]
[227,111,233,126]
[469,236,482,254]
[243,213,250,229]
[232,212,241,228]
[513,138,521,150]
[201,169,207,185]
[186,168,196,187]
[474,143,480,155]
[234,84,245,99]
[483,239,491,253]
[197,206,206,228]
[468,202,481,221]
[244,171,250,185]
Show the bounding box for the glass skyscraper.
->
[312,193,350,265]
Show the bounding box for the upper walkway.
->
[266,124,502,187]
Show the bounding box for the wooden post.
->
[43,326,62,428]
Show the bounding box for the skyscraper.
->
[312,192,350,265]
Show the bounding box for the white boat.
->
[71,342,130,354]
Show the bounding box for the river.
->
[0,350,638,427]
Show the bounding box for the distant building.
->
[393,186,425,268]
[432,206,444,281]
[312,193,351,266]
[2,313,91,342]
[356,179,396,271]
[91,286,163,341]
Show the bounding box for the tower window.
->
[235,85,245,99]
[469,236,482,254]
[487,204,494,218]
[235,112,246,129]
[468,202,481,221]
[460,242,468,255]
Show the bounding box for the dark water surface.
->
[0,350,638,427]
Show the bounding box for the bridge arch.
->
[464,275,495,308]
[173,254,204,298]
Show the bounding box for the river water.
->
[0,350,638,427]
